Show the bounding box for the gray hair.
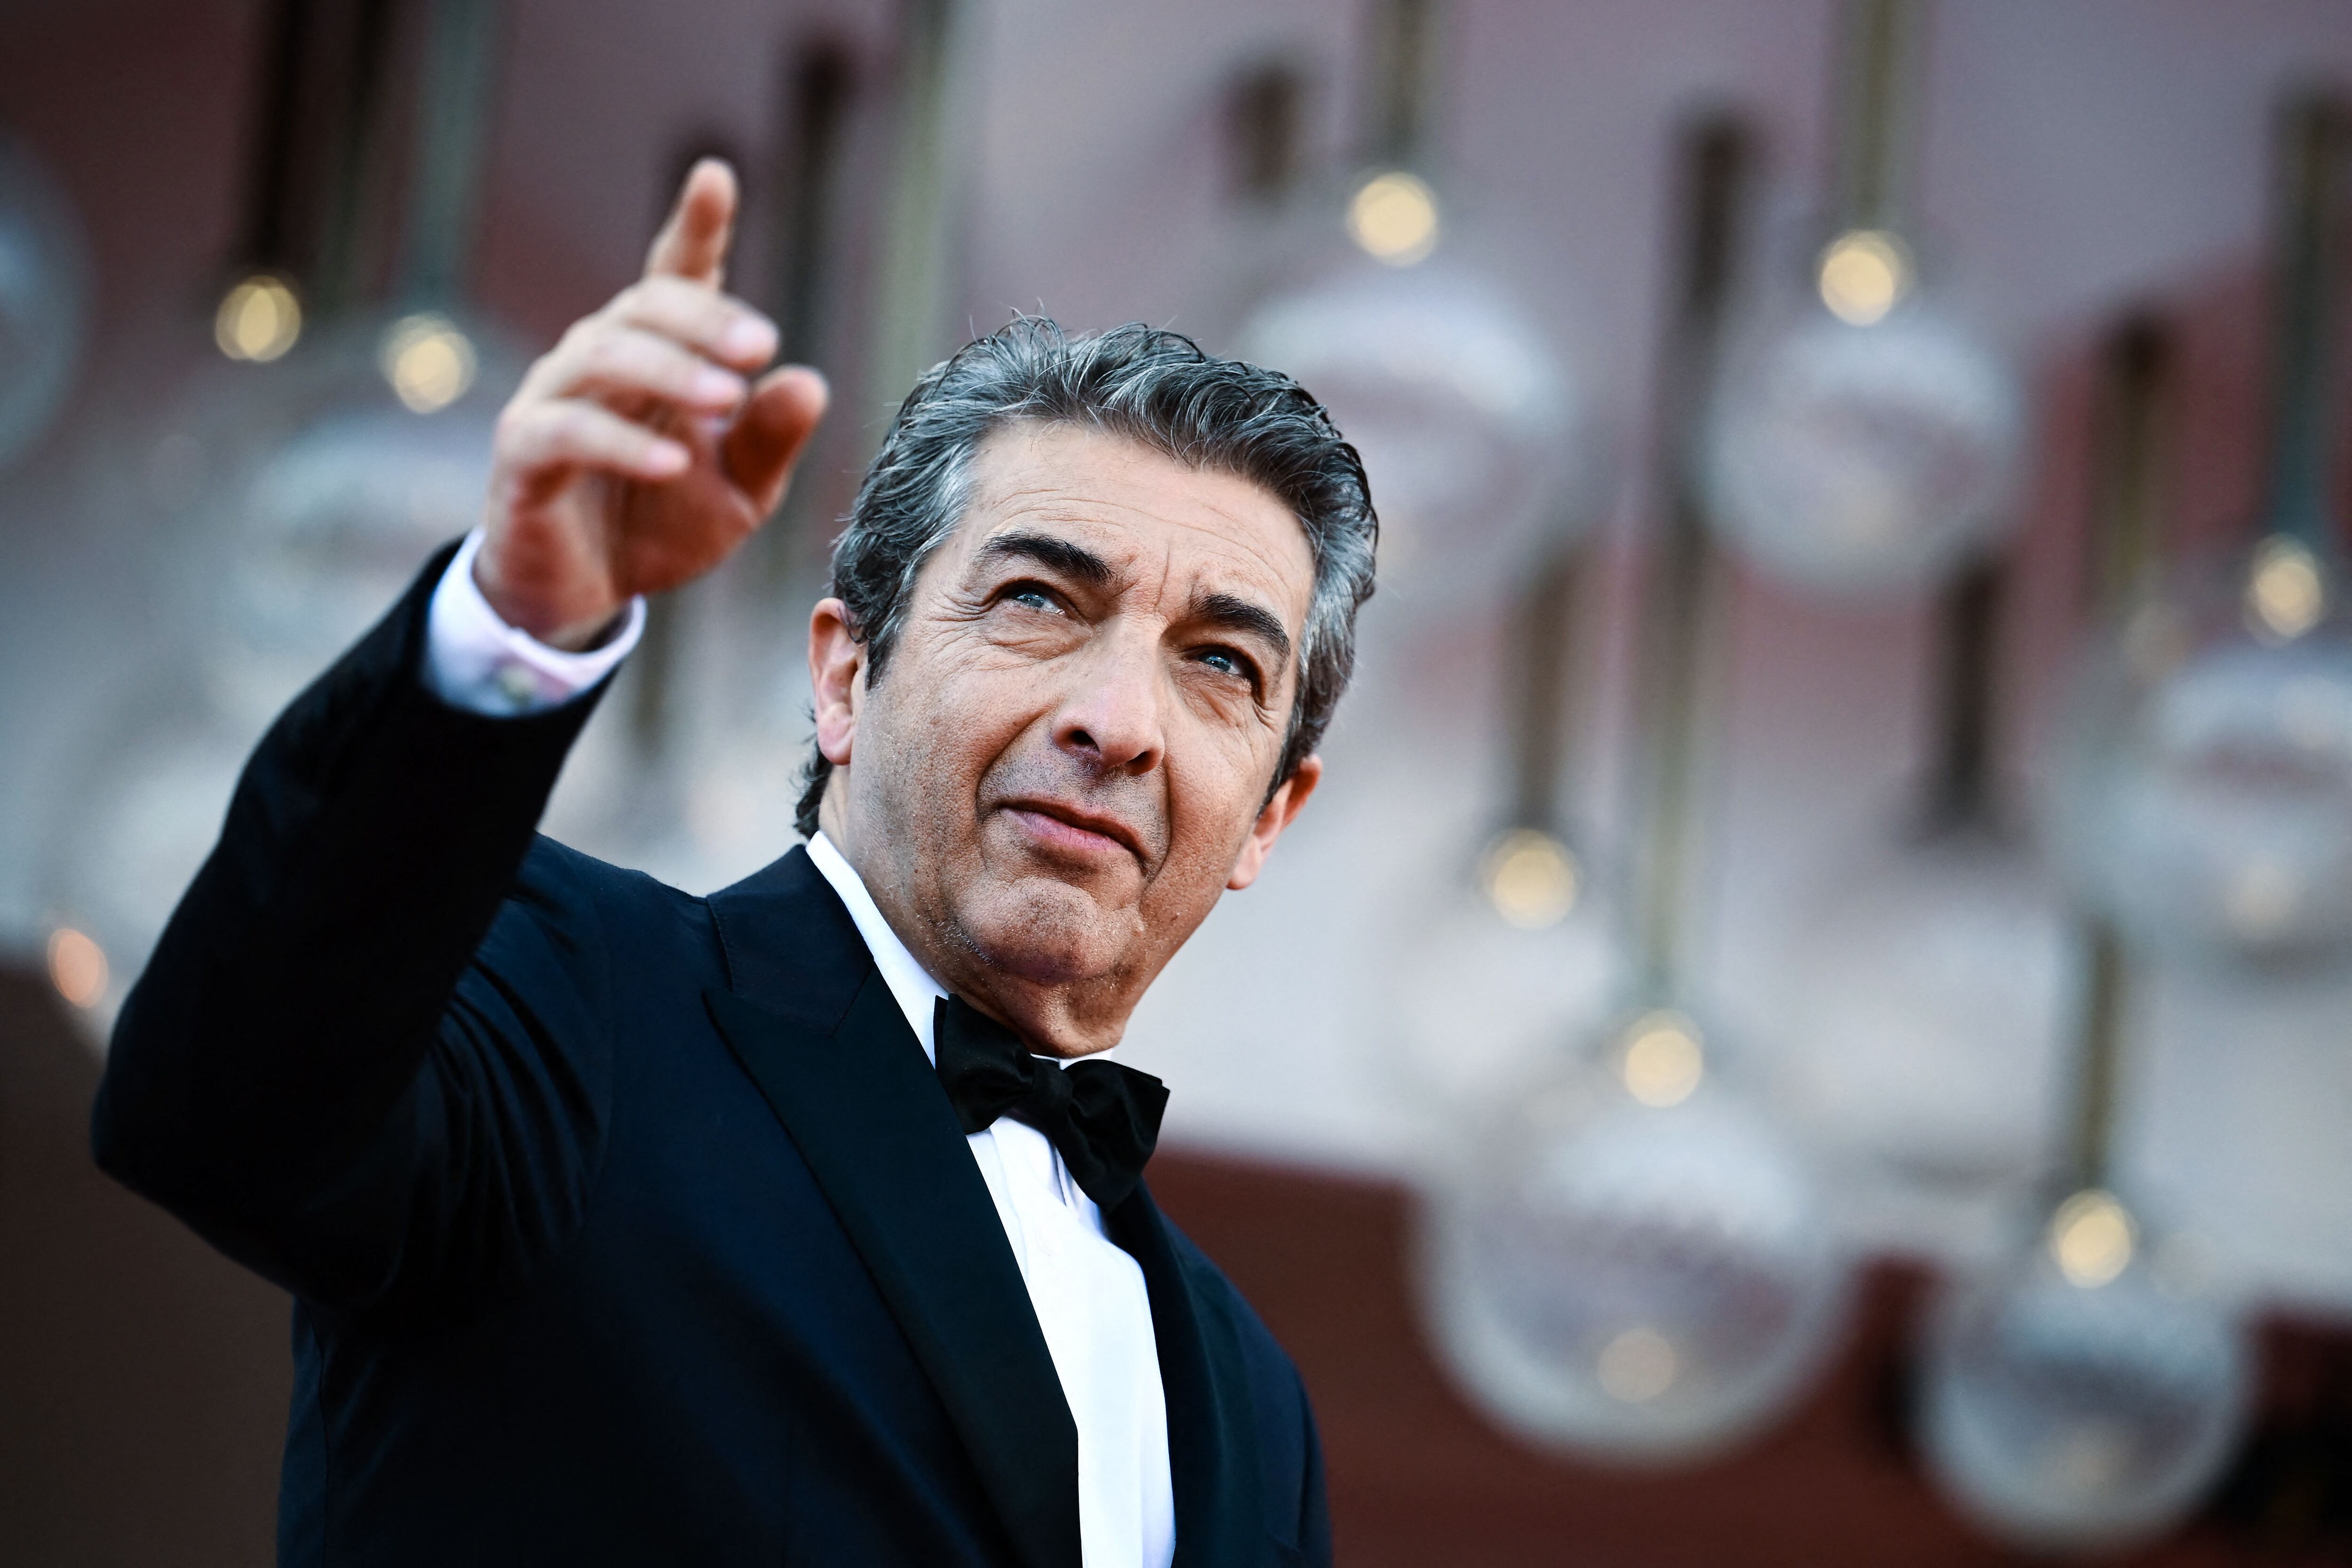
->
[795,317,1378,839]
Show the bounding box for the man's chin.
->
[950,873,1137,988]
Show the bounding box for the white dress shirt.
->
[423,531,1176,1568]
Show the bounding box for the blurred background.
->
[9,0,2352,1561]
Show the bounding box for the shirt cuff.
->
[422,530,645,716]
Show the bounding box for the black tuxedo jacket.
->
[93,546,1330,1567]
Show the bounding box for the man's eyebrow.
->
[974,530,1115,588]
[1191,589,1293,667]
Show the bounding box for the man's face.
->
[809,422,1322,1055]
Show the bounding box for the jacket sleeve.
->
[92,541,622,1324]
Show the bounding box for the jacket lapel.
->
[1105,1185,1268,1568]
[705,850,1081,1568]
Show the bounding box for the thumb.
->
[723,366,830,515]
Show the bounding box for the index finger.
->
[644,158,737,286]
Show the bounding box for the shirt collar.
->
[807,831,948,1064]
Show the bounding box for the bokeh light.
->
[214,273,302,363]
[1619,1009,1704,1107]
[2246,534,2326,642]
[1815,228,1912,326]
[46,925,108,1009]
[2050,1189,2137,1288]
[379,312,479,414]
[1478,827,1580,929]
[1595,1324,1679,1403]
[1346,170,1441,266]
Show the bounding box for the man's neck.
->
[812,792,1131,1059]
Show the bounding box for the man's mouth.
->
[997,800,1148,866]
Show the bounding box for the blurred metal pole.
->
[1504,548,1582,838]
[396,0,504,309]
[230,0,316,279]
[2086,320,2174,618]
[863,0,966,430]
[1915,554,2005,837]
[1360,0,1439,168]
[768,41,859,372]
[2067,315,2176,1193]
[758,36,860,584]
[2258,92,2350,553]
[1829,0,1923,234]
[1224,58,1309,207]
[1630,115,1750,1000]
[312,0,400,317]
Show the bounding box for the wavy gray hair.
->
[795,317,1378,839]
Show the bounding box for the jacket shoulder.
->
[512,834,717,933]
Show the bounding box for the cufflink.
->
[493,660,544,712]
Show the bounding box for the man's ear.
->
[1227,754,1322,891]
[809,597,864,767]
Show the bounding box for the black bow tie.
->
[932,995,1168,1210]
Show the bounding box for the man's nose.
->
[1052,627,1166,777]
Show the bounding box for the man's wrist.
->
[425,530,645,716]
[469,547,628,653]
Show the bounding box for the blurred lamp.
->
[379,309,478,411]
[1240,259,1581,599]
[1345,169,1441,265]
[1923,319,2255,1544]
[1919,1193,2250,1551]
[1426,1004,1850,1459]
[1234,0,1589,609]
[1816,226,1910,324]
[2085,612,2352,964]
[1704,301,2021,596]
[2062,96,2352,970]
[1701,0,2023,598]
[1419,118,1851,1462]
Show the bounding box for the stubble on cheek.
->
[862,680,993,964]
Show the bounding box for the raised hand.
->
[474,159,829,649]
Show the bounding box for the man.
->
[94,159,1375,1568]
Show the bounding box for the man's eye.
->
[1196,647,1250,681]
[1003,584,1063,613]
